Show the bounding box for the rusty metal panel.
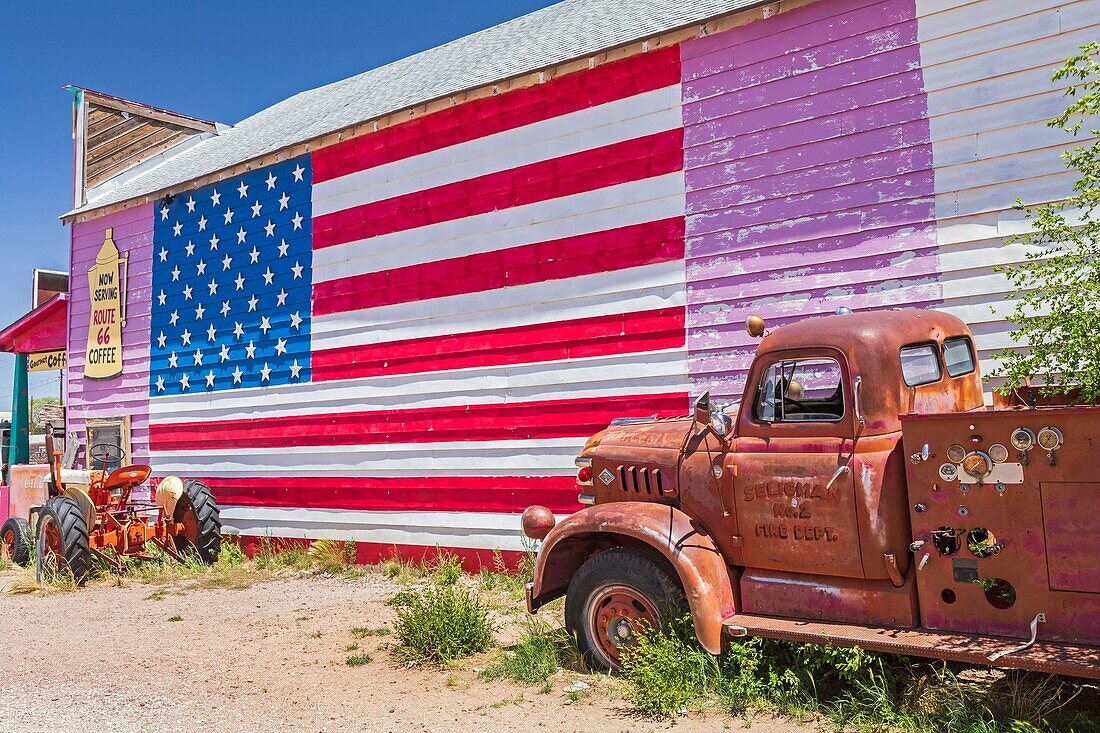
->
[1041,482,1100,594]
[740,569,918,628]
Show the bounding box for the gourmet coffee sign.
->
[85,227,128,380]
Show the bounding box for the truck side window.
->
[754,358,844,422]
[943,337,976,377]
[900,344,942,386]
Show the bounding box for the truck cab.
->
[522,309,1100,678]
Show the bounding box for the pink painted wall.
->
[67,204,154,465]
[681,0,938,404]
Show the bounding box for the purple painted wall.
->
[67,204,154,465]
[681,0,938,404]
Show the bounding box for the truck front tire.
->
[564,547,687,672]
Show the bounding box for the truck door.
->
[729,354,865,579]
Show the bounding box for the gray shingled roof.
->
[68,0,769,217]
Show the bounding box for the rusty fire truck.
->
[521,309,1100,678]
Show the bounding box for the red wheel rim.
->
[1,529,14,561]
[587,583,660,667]
[40,517,64,566]
[178,504,199,546]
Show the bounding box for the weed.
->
[350,626,390,638]
[390,584,495,665]
[344,653,372,667]
[307,629,323,639]
[621,616,719,716]
[430,550,464,587]
[167,615,183,622]
[309,539,355,574]
[145,590,168,601]
[482,617,579,685]
[344,643,360,652]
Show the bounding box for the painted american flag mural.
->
[146,48,690,558]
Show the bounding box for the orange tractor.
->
[1,431,220,582]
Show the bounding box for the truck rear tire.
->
[565,547,687,672]
[173,479,222,564]
[36,496,92,584]
[1,518,32,566]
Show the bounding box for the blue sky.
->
[0,0,557,403]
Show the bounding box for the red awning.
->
[0,293,68,354]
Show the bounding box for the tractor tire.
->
[565,547,687,673]
[1,518,32,566]
[173,479,222,564]
[36,496,92,584]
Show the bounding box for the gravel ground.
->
[0,570,813,733]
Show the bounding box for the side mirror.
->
[693,391,712,425]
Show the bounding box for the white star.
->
[245,340,257,359]
[169,310,179,327]
[160,206,170,221]
[249,246,261,264]
[292,164,305,182]
[291,212,303,230]
[179,373,190,391]
[260,362,272,382]
[276,289,288,307]
[185,241,195,257]
[274,338,287,356]
[260,316,272,334]
[232,365,243,384]
[171,266,181,282]
[291,261,304,279]
[251,200,262,218]
[210,189,221,207]
[155,375,165,392]
[289,359,302,379]
[221,254,233,271]
[198,215,208,231]
[157,290,167,306]
[219,344,231,362]
[223,208,235,225]
[278,192,290,210]
[206,323,217,342]
[235,273,246,291]
[159,247,168,262]
[196,259,207,275]
[289,311,303,330]
[207,279,218,296]
[209,233,220,250]
[266,172,277,190]
[238,181,249,198]
[194,303,205,320]
[182,284,193,301]
[262,267,275,286]
[168,352,179,368]
[205,370,216,388]
[248,294,259,312]
[237,227,247,244]
[181,329,192,346]
[156,331,167,348]
[277,239,289,257]
[264,220,275,237]
[193,348,204,366]
[185,196,196,213]
[233,322,244,339]
[173,221,183,237]
[220,300,231,317]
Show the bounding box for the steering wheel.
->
[89,443,125,470]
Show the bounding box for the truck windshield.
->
[754,358,844,422]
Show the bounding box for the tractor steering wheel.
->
[89,443,124,471]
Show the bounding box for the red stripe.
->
[235,536,529,573]
[311,307,686,382]
[312,46,681,183]
[313,218,685,316]
[208,475,580,514]
[149,392,687,451]
[313,129,684,248]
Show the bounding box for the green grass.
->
[390,583,495,665]
[481,617,581,685]
[350,625,390,638]
[167,615,183,622]
[344,653,373,667]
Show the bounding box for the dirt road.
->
[0,571,811,733]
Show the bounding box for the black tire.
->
[565,547,687,672]
[173,479,221,564]
[36,496,92,584]
[2,517,32,566]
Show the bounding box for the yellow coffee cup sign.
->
[85,228,127,380]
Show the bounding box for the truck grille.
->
[618,465,664,495]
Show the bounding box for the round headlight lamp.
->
[1037,426,1063,451]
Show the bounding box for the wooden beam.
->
[82,91,216,134]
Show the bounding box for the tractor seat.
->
[102,465,153,490]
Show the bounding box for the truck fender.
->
[528,502,737,654]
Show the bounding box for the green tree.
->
[30,396,60,435]
[992,42,1100,402]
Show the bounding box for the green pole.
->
[8,353,29,471]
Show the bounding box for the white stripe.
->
[311,259,686,350]
[149,437,585,477]
[313,173,685,282]
[220,507,567,552]
[148,349,689,423]
[313,85,681,217]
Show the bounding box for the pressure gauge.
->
[938,463,959,481]
[946,444,967,464]
[1010,427,1035,452]
[962,451,992,480]
[988,443,1009,464]
[1037,426,1064,451]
